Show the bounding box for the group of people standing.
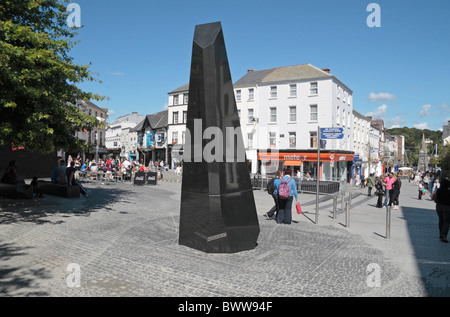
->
[372,173,402,209]
[264,168,298,224]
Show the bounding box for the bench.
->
[0,183,33,199]
[38,181,80,198]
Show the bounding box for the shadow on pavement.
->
[401,204,450,296]
[0,187,133,225]
[0,243,51,296]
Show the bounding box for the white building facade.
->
[234,64,354,181]
[105,112,145,159]
[352,110,372,178]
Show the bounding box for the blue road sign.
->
[321,132,344,139]
[321,127,344,133]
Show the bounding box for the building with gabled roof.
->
[167,63,355,181]
[129,110,168,165]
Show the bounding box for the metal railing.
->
[251,174,345,195]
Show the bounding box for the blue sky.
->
[70,0,450,131]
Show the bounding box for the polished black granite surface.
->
[179,22,260,253]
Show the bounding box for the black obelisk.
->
[178,22,260,253]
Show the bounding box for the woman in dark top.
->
[435,178,450,243]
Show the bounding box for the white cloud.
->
[368,92,397,103]
[386,116,405,128]
[418,104,432,118]
[366,104,387,119]
[413,122,429,129]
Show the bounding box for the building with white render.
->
[167,64,355,181]
[233,64,354,181]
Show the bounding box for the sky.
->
[69,0,450,131]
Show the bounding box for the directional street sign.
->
[320,127,344,139]
[321,127,343,133]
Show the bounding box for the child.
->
[30,176,43,198]
[418,181,424,200]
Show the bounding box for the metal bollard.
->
[345,202,350,227]
[333,194,337,219]
[386,206,391,239]
[341,193,345,211]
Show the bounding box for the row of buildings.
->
[93,63,406,181]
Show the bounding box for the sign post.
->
[317,127,345,225]
[316,126,320,225]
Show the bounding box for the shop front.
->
[257,150,354,182]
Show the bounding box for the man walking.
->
[367,173,375,196]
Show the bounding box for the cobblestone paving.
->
[0,178,448,297]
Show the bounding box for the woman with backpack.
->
[264,170,283,220]
[275,168,298,224]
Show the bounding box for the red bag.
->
[296,202,302,214]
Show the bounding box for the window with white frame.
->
[173,95,179,105]
[337,106,340,124]
[270,86,277,99]
[248,88,254,100]
[173,111,179,124]
[289,132,296,148]
[236,90,241,101]
[248,133,253,149]
[289,106,297,122]
[183,111,187,123]
[310,82,318,95]
[310,132,317,148]
[289,84,297,97]
[269,107,277,123]
[172,131,178,144]
[310,104,318,121]
[269,132,276,148]
[248,108,254,124]
[183,93,189,105]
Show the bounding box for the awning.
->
[284,160,302,166]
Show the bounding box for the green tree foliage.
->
[439,144,450,177]
[386,127,443,165]
[0,0,106,153]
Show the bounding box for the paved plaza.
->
[0,172,449,298]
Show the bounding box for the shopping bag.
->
[296,202,302,214]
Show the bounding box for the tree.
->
[0,0,106,153]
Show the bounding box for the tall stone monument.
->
[418,133,428,171]
[178,22,260,253]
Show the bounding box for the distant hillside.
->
[386,127,443,153]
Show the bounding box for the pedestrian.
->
[30,176,43,198]
[56,159,67,185]
[434,178,450,243]
[264,170,283,220]
[432,178,440,197]
[275,168,298,224]
[361,174,365,188]
[383,173,395,207]
[1,160,24,184]
[391,174,402,210]
[66,161,76,186]
[418,180,424,200]
[367,173,375,196]
[375,176,385,208]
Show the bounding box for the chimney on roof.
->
[247,68,254,73]
[321,67,330,73]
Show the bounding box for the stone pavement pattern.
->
[0,173,449,297]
